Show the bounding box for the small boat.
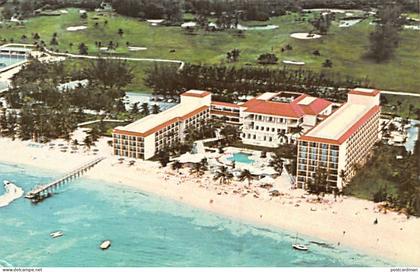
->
[292,233,308,251]
[292,244,309,251]
[100,240,111,250]
[50,231,64,238]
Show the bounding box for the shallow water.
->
[0,163,395,267]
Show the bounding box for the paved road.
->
[1,43,185,70]
[381,91,420,97]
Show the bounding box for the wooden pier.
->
[25,157,105,201]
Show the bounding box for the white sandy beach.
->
[0,137,419,266]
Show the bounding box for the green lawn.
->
[62,58,154,92]
[1,8,420,93]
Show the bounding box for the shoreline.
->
[0,138,419,266]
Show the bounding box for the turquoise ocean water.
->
[0,163,394,267]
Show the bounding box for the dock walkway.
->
[25,157,105,201]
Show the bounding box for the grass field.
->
[1,8,420,93]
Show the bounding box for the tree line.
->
[1,58,133,142]
[368,0,407,63]
[4,0,418,22]
[344,140,420,217]
[145,63,369,103]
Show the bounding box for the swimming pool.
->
[0,54,26,70]
[227,152,255,164]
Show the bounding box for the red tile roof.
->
[295,97,332,115]
[242,94,331,118]
[244,99,304,118]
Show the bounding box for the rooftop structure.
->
[240,92,333,147]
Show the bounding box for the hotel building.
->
[239,92,332,147]
[296,88,381,189]
[113,90,211,160]
[210,101,241,125]
[113,90,334,159]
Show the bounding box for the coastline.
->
[0,138,419,266]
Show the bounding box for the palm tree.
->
[171,161,182,171]
[339,170,347,186]
[238,169,255,187]
[190,161,207,177]
[185,126,200,143]
[277,129,287,144]
[152,104,160,114]
[141,103,150,116]
[220,125,240,144]
[308,167,329,196]
[269,152,284,175]
[83,136,93,150]
[213,166,233,185]
[78,43,88,55]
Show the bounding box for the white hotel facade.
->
[114,90,334,159]
[296,88,381,189]
[113,90,212,160]
[114,88,381,189]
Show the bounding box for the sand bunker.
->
[0,180,23,208]
[282,60,305,65]
[147,19,164,26]
[237,24,279,30]
[66,26,87,31]
[181,22,197,28]
[404,25,420,30]
[290,33,322,40]
[339,19,362,28]
[128,47,147,51]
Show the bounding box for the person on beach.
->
[374,218,378,224]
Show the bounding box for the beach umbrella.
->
[261,167,277,176]
[257,176,275,185]
[248,166,264,176]
[177,152,205,164]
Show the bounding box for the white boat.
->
[50,231,64,238]
[100,240,111,250]
[292,244,309,251]
[292,233,308,251]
